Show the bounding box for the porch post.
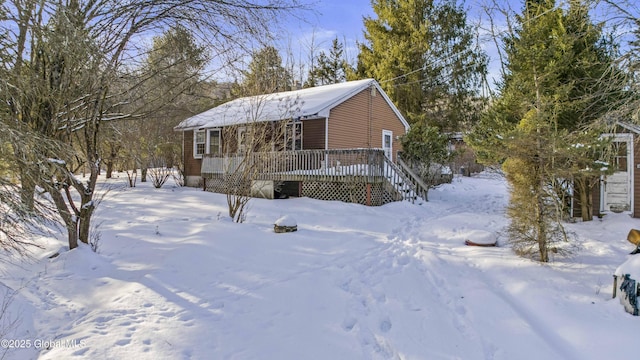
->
[366,183,372,206]
[324,116,329,150]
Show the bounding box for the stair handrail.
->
[381,156,419,203]
[395,155,429,201]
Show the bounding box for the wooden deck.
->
[201,149,425,205]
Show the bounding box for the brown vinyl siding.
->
[184,130,202,177]
[591,184,600,218]
[327,87,406,160]
[302,118,326,149]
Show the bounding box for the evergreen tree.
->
[467,0,621,261]
[616,6,640,120]
[400,120,453,200]
[112,25,210,181]
[305,37,351,87]
[146,25,207,107]
[357,0,487,130]
[237,46,292,95]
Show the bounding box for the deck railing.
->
[202,149,388,182]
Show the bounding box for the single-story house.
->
[174,79,425,205]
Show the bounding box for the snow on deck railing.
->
[201,149,387,181]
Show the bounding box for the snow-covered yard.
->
[2,172,639,359]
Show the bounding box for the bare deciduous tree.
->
[217,93,302,223]
[1,0,306,250]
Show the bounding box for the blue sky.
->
[280,0,504,87]
[280,0,374,66]
[255,0,636,89]
[303,0,374,44]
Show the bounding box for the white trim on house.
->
[193,129,206,159]
[324,116,329,150]
[285,121,303,151]
[616,122,640,134]
[237,126,248,153]
[194,128,222,159]
[382,129,393,159]
[207,128,222,155]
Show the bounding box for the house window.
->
[208,129,221,155]
[194,130,206,158]
[285,122,302,150]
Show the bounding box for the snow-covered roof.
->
[174,79,409,131]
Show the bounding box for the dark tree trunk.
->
[19,172,36,212]
[106,160,114,178]
[575,177,594,222]
[49,187,79,250]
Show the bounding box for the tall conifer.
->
[468,0,621,261]
[357,0,487,130]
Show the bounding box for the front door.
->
[382,130,393,159]
[603,134,633,212]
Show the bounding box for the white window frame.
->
[208,128,222,155]
[193,130,206,159]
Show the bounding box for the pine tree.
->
[146,25,207,105]
[357,0,487,130]
[305,37,351,87]
[113,25,210,182]
[468,0,622,261]
[237,46,293,95]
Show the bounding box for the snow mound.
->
[275,215,297,227]
[615,255,640,280]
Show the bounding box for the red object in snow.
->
[464,239,497,247]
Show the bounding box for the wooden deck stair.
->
[382,155,428,203]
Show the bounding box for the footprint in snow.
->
[380,319,392,332]
[342,317,357,332]
[115,338,131,346]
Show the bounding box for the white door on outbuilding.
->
[602,133,633,213]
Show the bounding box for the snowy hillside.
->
[2,172,640,360]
